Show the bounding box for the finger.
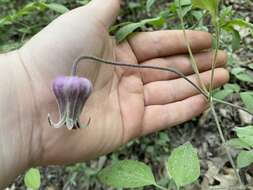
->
[89,0,121,28]
[141,50,227,84]
[144,68,229,106]
[142,94,208,135]
[128,30,212,62]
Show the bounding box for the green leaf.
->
[159,9,174,20]
[115,17,162,42]
[219,6,233,26]
[213,89,234,100]
[128,2,141,9]
[175,0,192,17]
[146,0,156,12]
[231,67,245,75]
[236,73,253,83]
[223,19,253,30]
[192,0,219,23]
[235,126,253,147]
[24,168,41,190]
[237,151,253,168]
[191,10,204,21]
[45,3,69,14]
[115,23,142,42]
[227,138,251,150]
[240,92,253,112]
[77,0,91,5]
[167,142,200,188]
[148,16,165,27]
[249,64,253,70]
[178,5,192,17]
[98,160,156,188]
[0,2,47,28]
[213,83,241,100]
[231,68,253,83]
[222,19,253,38]
[224,83,240,93]
[236,126,253,137]
[175,0,192,7]
[109,22,132,33]
[232,29,241,51]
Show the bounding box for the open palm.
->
[17,0,229,166]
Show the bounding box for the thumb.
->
[88,0,121,28]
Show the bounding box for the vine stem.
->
[209,1,220,98]
[178,1,208,94]
[210,102,244,187]
[213,98,253,116]
[71,55,253,116]
[209,24,221,100]
[178,0,244,187]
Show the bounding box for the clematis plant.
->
[48,55,202,130]
[48,56,253,130]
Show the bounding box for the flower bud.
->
[48,76,92,130]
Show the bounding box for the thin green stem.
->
[207,1,243,185]
[210,102,244,187]
[213,98,253,116]
[209,25,221,100]
[178,0,208,94]
[178,0,245,187]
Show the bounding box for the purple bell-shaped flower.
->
[48,76,92,130]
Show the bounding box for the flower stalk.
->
[72,55,253,115]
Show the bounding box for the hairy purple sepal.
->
[48,76,92,130]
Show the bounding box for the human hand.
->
[0,0,229,187]
[19,0,230,165]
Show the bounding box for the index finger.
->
[128,30,212,62]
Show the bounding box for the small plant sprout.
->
[24,168,41,190]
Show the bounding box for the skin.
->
[0,0,230,188]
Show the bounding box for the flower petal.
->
[48,113,66,128]
[66,118,75,130]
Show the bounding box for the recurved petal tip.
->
[48,113,66,129]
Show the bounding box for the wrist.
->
[0,51,40,188]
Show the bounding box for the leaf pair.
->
[227,126,253,168]
[98,143,200,189]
